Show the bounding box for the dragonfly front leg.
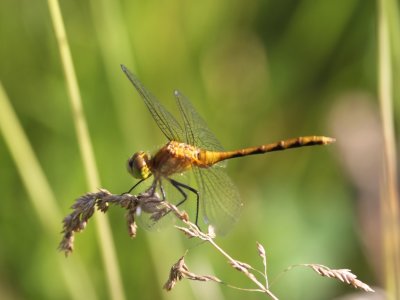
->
[121,178,146,195]
[168,178,200,227]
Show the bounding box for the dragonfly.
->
[121,64,335,234]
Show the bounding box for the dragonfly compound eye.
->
[127,151,151,179]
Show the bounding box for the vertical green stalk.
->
[378,0,400,299]
[46,0,126,299]
[0,84,97,300]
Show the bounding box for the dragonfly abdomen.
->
[202,136,335,165]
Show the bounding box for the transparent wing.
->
[121,65,184,141]
[174,90,224,151]
[193,166,243,235]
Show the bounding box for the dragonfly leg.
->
[148,179,159,196]
[158,180,166,200]
[122,175,155,196]
[168,178,200,227]
[121,178,146,195]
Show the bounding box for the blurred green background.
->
[0,0,393,299]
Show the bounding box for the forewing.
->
[174,90,224,152]
[121,65,184,141]
[193,167,243,235]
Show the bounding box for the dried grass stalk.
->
[164,255,222,291]
[301,264,374,292]
[59,188,374,299]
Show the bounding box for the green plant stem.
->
[46,0,126,299]
[378,0,400,299]
[0,83,97,300]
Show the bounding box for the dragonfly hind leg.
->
[168,178,200,227]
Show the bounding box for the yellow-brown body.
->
[148,136,335,178]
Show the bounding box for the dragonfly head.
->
[127,151,152,179]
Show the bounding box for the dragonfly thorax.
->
[127,151,152,179]
[150,141,202,177]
